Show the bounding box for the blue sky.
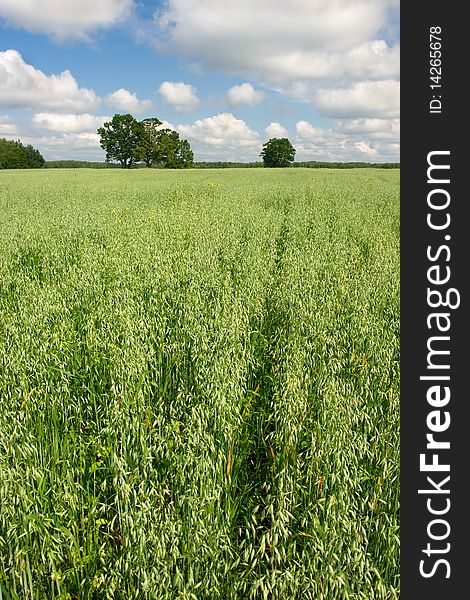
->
[0,0,399,162]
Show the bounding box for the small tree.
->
[98,114,143,168]
[260,137,296,168]
[176,139,194,168]
[148,129,193,169]
[156,129,193,168]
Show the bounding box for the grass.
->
[0,168,399,599]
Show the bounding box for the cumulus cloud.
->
[154,0,399,86]
[151,0,400,150]
[227,83,264,106]
[0,114,16,135]
[43,132,101,148]
[241,39,399,85]
[294,120,338,159]
[0,49,99,113]
[265,122,288,138]
[36,132,104,161]
[0,0,134,41]
[106,88,152,114]
[32,113,111,133]
[294,119,398,162]
[313,80,399,118]
[2,128,104,161]
[338,117,399,134]
[158,81,199,112]
[6,109,399,162]
[296,120,327,140]
[177,112,259,146]
[175,112,261,160]
[354,141,378,157]
[338,117,400,140]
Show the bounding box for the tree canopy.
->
[98,114,194,169]
[260,138,296,168]
[0,138,45,169]
[97,114,144,169]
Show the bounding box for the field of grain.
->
[0,168,399,599]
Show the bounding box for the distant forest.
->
[44,160,399,169]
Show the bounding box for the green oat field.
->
[0,168,399,599]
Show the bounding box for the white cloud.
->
[293,119,398,162]
[158,81,199,113]
[32,113,111,133]
[176,112,261,160]
[0,0,134,41]
[313,80,399,118]
[4,110,399,162]
[338,119,400,148]
[296,120,326,140]
[240,39,399,86]
[106,88,152,114]
[227,83,264,106]
[1,129,103,161]
[295,120,346,150]
[38,132,103,160]
[43,132,101,148]
[154,0,399,86]
[0,50,99,113]
[177,112,259,147]
[354,141,378,157]
[0,114,16,135]
[338,117,400,141]
[151,0,399,145]
[264,122,288,139]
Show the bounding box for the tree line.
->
[295,160,400,169]
[194,159,400,169]
[0,138,45,169]
[43,160,400,170]
[97,114,194,169]
[1,122,400,170]
[45,160,121,169]
[97,116,299,169]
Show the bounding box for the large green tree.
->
[98,115,194,169]
[98,114,144,168]
[0,138,45,169]
[260,137,296,168]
